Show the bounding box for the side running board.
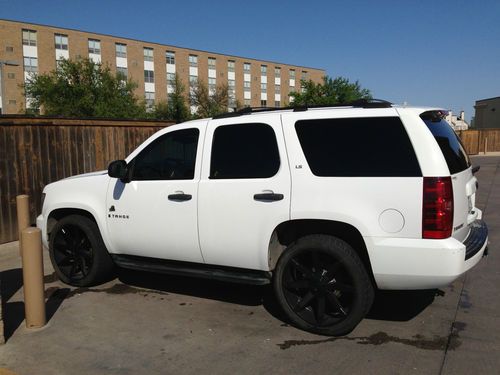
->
[111,254,272,285]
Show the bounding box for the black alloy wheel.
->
[282,249,354,327]
[274,235,374,336]
[49,214,115,287]
[52,223,94,282]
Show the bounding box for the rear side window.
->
[421,112,471,174]
[295,117,421,177]
[210,123,280,179]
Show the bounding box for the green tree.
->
[23,58,146,118]
[190,78,229,118]
[290,76,372,107]
[154,73,190,123]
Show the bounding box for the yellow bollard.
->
[16,195,30,256]
[21,227,46,328]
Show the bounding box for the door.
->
[198,115,291,271]
[106,126,205,263]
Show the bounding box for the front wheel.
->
[49,214,115,287]
[273,235,374,336]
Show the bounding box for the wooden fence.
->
[0,116,172,244]
[457,128,500,155]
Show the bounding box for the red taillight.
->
[422,177,454,239]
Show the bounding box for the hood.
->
[63,170,108,180]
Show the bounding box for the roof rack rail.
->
[212,106,280,119]
[291,99,393,111]
[212,98,392,119]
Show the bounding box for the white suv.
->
[37,100,489,335]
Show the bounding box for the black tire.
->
[273,234,374,336]
[49,214,115,287]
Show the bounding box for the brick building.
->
[0,19,325,114]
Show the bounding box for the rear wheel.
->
[273,234,374,336]
[49,214,115,287]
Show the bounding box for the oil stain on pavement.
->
[277,325,466,351]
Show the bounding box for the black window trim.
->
[420,111,471,175]
[209,122,281,180]
[295,116,422,178]
[129,127,200,181]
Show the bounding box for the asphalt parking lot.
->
[1,155,499,375]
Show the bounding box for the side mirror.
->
[108,160,129,181]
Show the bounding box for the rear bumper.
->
[366,219,489,290]
[464,220,488,260]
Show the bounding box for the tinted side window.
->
[132,128,199,180]
[421,114,470,175]
[295,117,421,177]
[210,123,280,179]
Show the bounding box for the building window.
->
[275,101,280,108]
[275,84,281,93]
[115,43,127,58]
[23,57,38,73]
[166,51,175,64]
[261,100,267,106]
[228,79,235,88]
[117,67,128,78]
[54,34,68,50]
[167,72,175,82]
[209,77,216,94]
[244,81,251,90]
[189,75,197,85]
[275,67,281,77]
[22,29,37,46]
[144,70,155,83]
[208,57,216,68]
[88,39,101,54]
[228,87,236,108]
[289,87,295,94]
[244,62,251,72]
[289,69,296,79]
[260,83,267,92]
[228,60,235,72]
[145,92,155,108]
[261,65,267,75]
[144,47,154,61]
[244,99,251,106]
[189,54,198,67]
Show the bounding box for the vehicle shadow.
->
[1,268,68,342]
[367,289,441,321]
[117,269,439,324]
[117,268,289,322]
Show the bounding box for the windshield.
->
[421,111,471,174]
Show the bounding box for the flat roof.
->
[0,18,325,72]
[476,96,500,103]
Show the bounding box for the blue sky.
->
[2,0,499,122]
